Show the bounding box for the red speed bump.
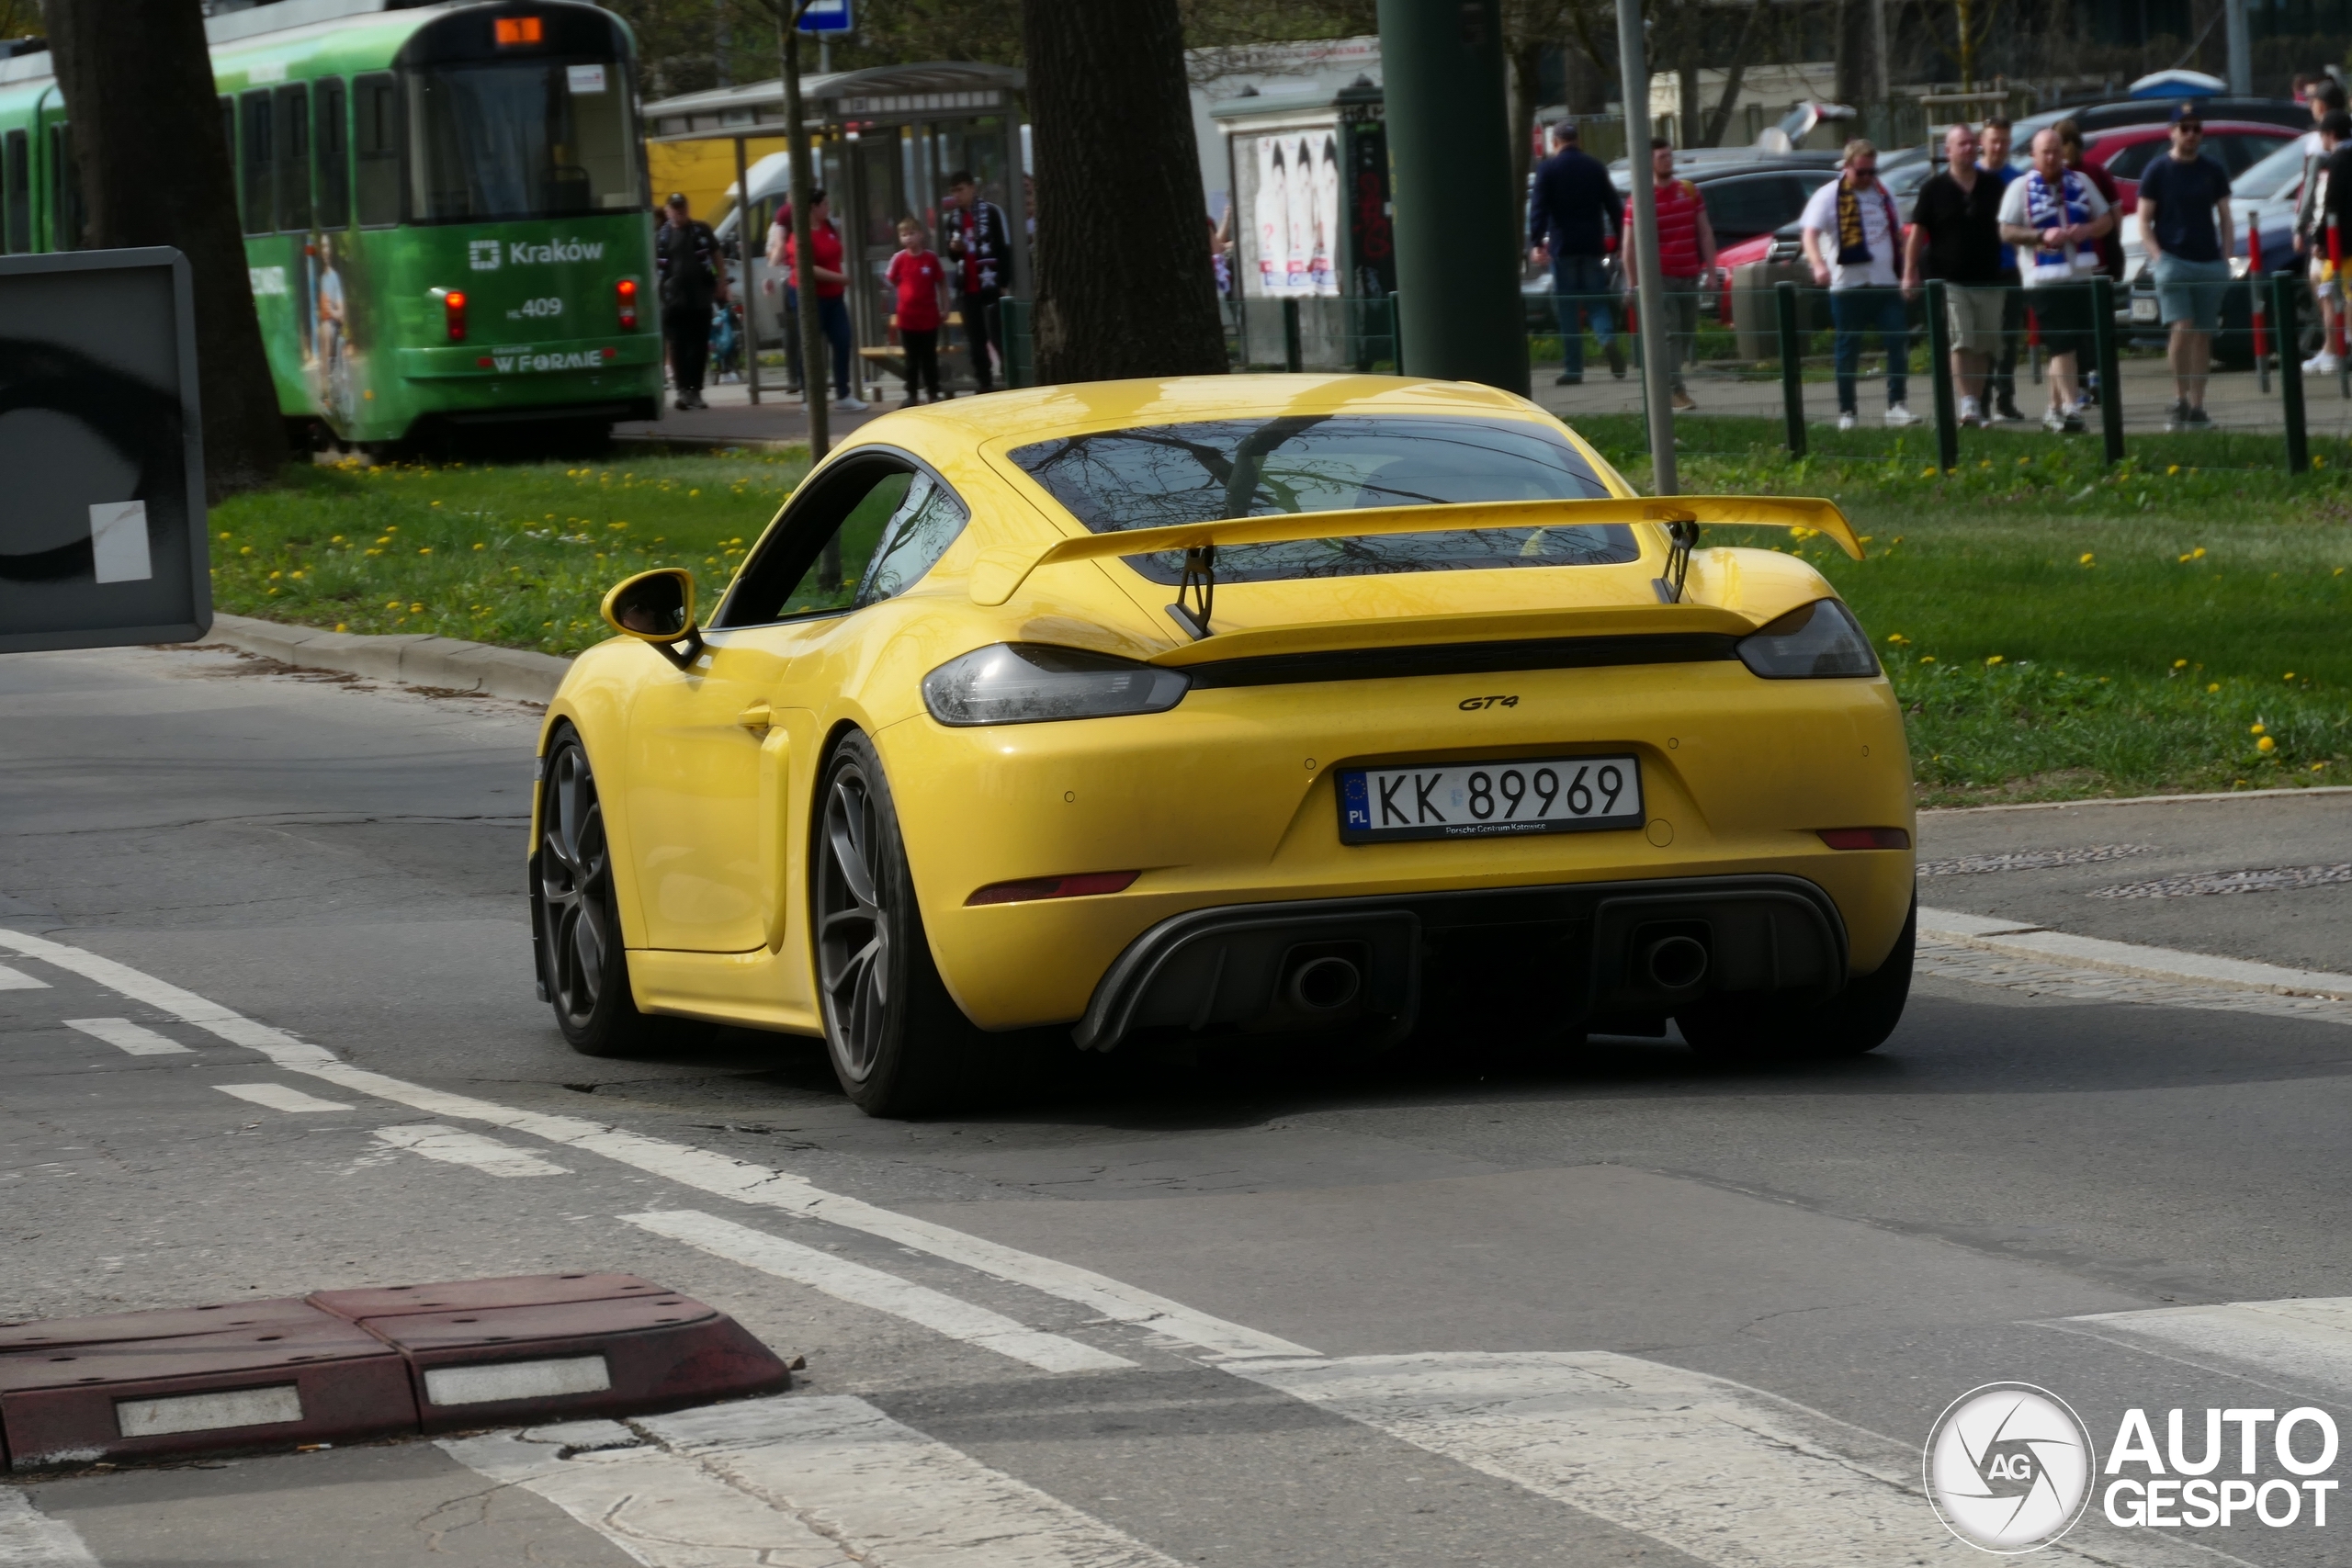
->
[2,1273,788,1470]
[0,1312,415,1470]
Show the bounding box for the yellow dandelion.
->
[689,489,700,497]
[2258,736,2277,752]
[2079,552,2095,566]
[410,602,424,614]
[473,542,486,551]
[2251,724,2267,736]
[2167,464,2180,476]
[1886,633,1909,646]
[334,623,347,633]
[267,570,282,581]
[218,531,232,540]
[2193,547,2206,558]
[2208,682,2221,693]
[239,545,254,556]
[385,599,401,609]
[1985,655,2004,666]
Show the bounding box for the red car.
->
[2079,119,2301,214]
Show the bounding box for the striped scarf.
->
[2023,169,2095,283]
[1835,176,1896,264]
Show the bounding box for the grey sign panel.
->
[0,248,209,653]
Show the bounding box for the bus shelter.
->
[642,62,1026,398]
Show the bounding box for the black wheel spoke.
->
[816,756,898,1086]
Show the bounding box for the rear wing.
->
[967,495,1861,608]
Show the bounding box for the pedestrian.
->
[655,193,728,412]
[1621,139,1713,411]
[783,188,866,412]
[1801,138,1917,430]
[888,217,949,406]
[1527,120,1625,385]
[1976,118,2028,422]
[2056,121,2125,280]
[942,170,1012,392]
[2136,107,2235,429]
[2299,110,2352,374]
[764,201,804,396]
[1997,127,2116,434]
[1903,122,2007,426]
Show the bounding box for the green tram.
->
[0,2,660,448]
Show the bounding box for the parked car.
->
[1525,161,1841,330]
[2009,96,2311,150]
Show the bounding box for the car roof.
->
[2014,96,2309,139]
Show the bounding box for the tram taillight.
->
[444,291,468,342]
[616,278,639,330]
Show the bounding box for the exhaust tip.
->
[1642,934,1710,991]
[1287,954,1363,1011]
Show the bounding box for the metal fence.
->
[1001,276,2352,473]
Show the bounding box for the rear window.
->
[1007,415,1631,585]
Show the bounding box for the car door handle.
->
[737,703,773,732]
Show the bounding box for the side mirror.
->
[601,568,705,670]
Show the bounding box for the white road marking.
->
[645,1394,1186,1568]
[0,928,334,1064]
[443,1425,856,1568]
[372,1122,569,1179]
[1229,1352,2245,1568]
[62,1017,191,1056]
[625,1209,1134,1374]
[2063,1296,2352,1397]
[0,962,49,990]
[212,1081,353,1113]
[0,1489,102,1567]
[1918,907,2352,1000]
[0,925,1303,1361]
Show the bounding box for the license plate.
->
[2130,296,2158,321]
[1338,755,1644,843]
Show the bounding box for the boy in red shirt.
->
[886,219,949,405]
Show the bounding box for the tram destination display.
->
[0,247,209,653]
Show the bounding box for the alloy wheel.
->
[817,762,892,1079]
[538,743,615,1030]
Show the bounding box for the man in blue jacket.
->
[1528,121,1625,384]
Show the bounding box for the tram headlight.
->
[444,290,468,343]
[617,278,639,330]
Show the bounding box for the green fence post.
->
[1282,298,1303,372]
[2090,276,2124,466]
[2276,276,2309,473]
[1926,279,1957,470]
[1775,281,1806,458]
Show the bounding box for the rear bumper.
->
[1072,873,1848,1052]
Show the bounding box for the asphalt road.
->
[5,641,2351,1567]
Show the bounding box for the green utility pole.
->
[1374,0,1529,394]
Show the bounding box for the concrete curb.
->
[1921,784,2352,816]
[202,613,571,705]
[1917,907,2352,1001]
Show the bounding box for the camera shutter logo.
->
[1925,1382,2095,1552]
[469,240,503,272]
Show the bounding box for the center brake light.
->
[443,290,468,342]
[616,277,639,330]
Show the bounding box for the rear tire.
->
[534,728,671,1058]
[1677,897,1915,1061]
[813,732,988,1116]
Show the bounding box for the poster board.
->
[0,248,209,653]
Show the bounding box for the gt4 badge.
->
[1458,694,1519,710]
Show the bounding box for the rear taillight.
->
[616,277,639,330]
[444,290,468,343]
[1817,828,1910,851]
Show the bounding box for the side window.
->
[276,84,311,232]
[50,123,83,250]
[240,90,273,234]
[858,475,970,605]
[2102,140,2161,182]
[354,73,400,227]
[315,76,349,229]
[0,129,21,254]
[715,458,967,627]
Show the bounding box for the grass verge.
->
[209,426,2350,805]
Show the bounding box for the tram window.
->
[405,57,642,221]
[50,123,84,250]
[2,130,23,254]
[275,85,311,232]
[315,77,349,229]
[240,91,273,235]
[355,73,401,227]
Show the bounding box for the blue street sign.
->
[797,0,850,33]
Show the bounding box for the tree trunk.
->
[1700,0,1768,147]
[44,0,285,497]
[1021,0,1225,383]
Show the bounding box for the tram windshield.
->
[406,58,640,222]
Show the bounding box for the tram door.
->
[847,134,904,376]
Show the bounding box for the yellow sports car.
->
[532,375,1916,1113]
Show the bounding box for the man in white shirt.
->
[1997,127,2115,434]
[1801,140,1918,430]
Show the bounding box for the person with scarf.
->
[1800,139,1917,430]
[1996,127,2113,434]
